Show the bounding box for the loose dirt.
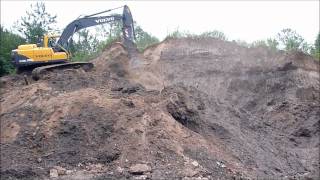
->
[1,37,319,180]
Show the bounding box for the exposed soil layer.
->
[1,38,319,180]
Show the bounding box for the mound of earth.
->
[1,38,319,180]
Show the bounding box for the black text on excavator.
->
[11,5,135,80]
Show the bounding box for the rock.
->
[191,161,199,167]
[116,166,124,173]
[53,166,66,175]
[183,177,208,180]
[216,161,226,168]
[121,84,145,94]
[121,99,135,107]
[50,169,59,178]
[111,86,124,91]
[129,164,151,175]
[133,175,148,180]
[77,163,83,167]
[85,163,105,173]
[183,168,198,177]
[151,169,164,179]
[96,150,120,163]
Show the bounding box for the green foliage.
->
[315,32,320,52]
[94,16,123,40]
[15,2,57,43]
[276,28,312,53]
[266,38,279,51]
[234,29,317,55]
[93,19,160,52]
[166,29,186,39]
[165,29,227,41]
[250,40,268,48]
[301,42,313,54]
[166,29,200,39]
[277,28,303,51]
[70,29,101,62]
[312,32,320,60]
[70,21,119,62]
[250,39,279,51]
[0,26,25,76]
[70,20,159,62]
[199,30,227,40]
[135,25,159,51]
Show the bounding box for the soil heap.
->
[1,38,319,180]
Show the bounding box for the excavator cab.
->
[41,35,59,48]
[47,36,58,48]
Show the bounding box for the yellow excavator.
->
[11,5,135,80]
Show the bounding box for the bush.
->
[199,30,227,40]
[165,29,227,41]
[0,26,25,76]
[135,25,159,51]
[312,32,320,60]
[277,28,312,54]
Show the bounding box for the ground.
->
[0,37,319,180]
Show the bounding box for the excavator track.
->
[32,62,94,80]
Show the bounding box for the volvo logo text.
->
[95,17,114,23]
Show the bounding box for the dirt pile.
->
[1,38,319,180]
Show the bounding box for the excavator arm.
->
[55,5,135,52]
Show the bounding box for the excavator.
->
[11,5,135,80]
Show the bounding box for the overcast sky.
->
[1,0,319,44]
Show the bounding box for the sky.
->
[1,0,319,44]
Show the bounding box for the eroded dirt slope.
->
[1,38,319,180]
[139,38,320,179]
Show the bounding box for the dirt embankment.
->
[1,38,319,180]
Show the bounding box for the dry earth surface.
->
[1,38,319,180]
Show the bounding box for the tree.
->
[15,2,57,43]
[71,20,159,62]
[165,28,188,39]
[96,20,159,51]
[315,32,320,52]
[135,25,159,51]
[266,38,279,51]
[0,26,25,76]
[69,21,121,62]
[276,28,311,53]
[250,39,279,51]
[312,32,320,59]
[165,29,228,42]
[70,29,100,62]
